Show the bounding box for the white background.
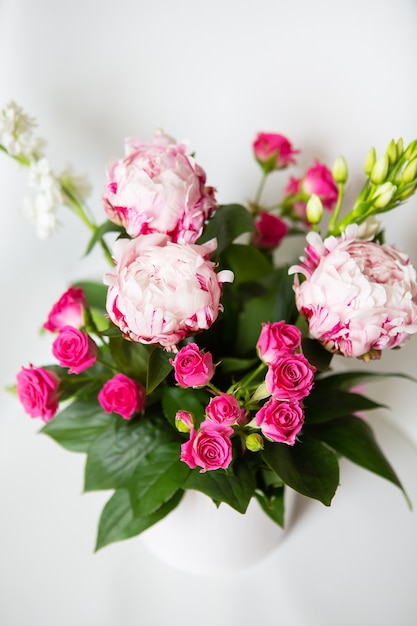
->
[1,1,417,624]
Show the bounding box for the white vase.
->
[140,489,295,575]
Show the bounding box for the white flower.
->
[0,101,44,159]
[59,166,92,203]
[24,158,63,238]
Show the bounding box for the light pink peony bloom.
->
[102,130,217,243]
[104,234,234,350]
[171,343,214,388]
[256,321,302,365]
[255,397,304,444]
[16,365,60,422]
[98,373,145,420]
[205,393,245,425]
[252,211,288,249]
[290,225,417,358]
[253,132,299,172]
[180,420,233,472]
[284,161,338,219]
[52,326,98,374]
[43,286,87,332]
[265,353,315,401]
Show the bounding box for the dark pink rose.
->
[102,130,217,244]
[43,286,86,332]
[256,321,302,365]
[16,365,60,422]
[180,420,233,472]
[252,212,288,249]
[52,326,97,374]
[205,393,245,425]
[265,353,315,401]
[255,397,304,444]
[171,343,214,388]
[253,132,299,173]
[98,373,145,420]
[303,161,338,211]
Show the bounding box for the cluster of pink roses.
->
[170,322,316,473]
[16,287,146,422]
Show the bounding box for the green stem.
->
[253,173,268,208]
[241,362,267,388]
[327,182,345,235]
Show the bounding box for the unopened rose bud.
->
[373,182,396,209]
[175,410,195,433]
[364,147,376,176]
[370,155,389,184]
[245,433,264,452]
[306,194,323,225]
[402,158,417,184]
[386,139,397,164]
[332,155,348,184]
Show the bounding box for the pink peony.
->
[180,420,233,472]
[255,397,304,444]
[16,365,60,422]
[252,211,288,249]
[43,286,86,332]
[253,132,299,172]
[265,353,315,401]
[290,225,417,358]
[102,130,217,243]
[104,234,234,350]
[52,326,98,374]
[171,343,214,388]
[256,321,302,364]
[205,393,245,425]
[98,373,145,420]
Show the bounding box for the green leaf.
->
[309,415,410,505]
[236,290,276,356]
[84,220,124,256]
[198,204,254,254]
[95,488,183,550]
[109,337,153,381]
[184,455,257,513]
[147,348,173,394]
[316,370,417,392]
[73,280,108,311]
[261,437,340,506]
[162,385,208,428]
[130,442,190,517]
[301,337,333,372]
[84,415,173,491]
[304,390,386,424]
[218,356,258,375]
[222,244,273,284]
[41,400,111,452]
[255,485,285,528]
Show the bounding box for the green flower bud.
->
[370,155,389,184]
[306,194,323,225]
[373,182,396,209]
[332,155,348,184]
[396,138,404,157]
[175,410,195,433]
[386,139,397,164]
[402,158,417,184]
[245,433,264,452]
[364,147,376,176]
[404,140,417,161]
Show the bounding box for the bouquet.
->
[3,101,417,550]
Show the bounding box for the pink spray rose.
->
[171,343,214,388]
[52,326,98,374]
[102,130,217,243]
[283,161,338,219]
[180,420,233,472]
[16,365,60,422]
[256,321,302,364]
[265,353,315,401]
[43,286,86,332]
[255,397,304,444]
[205,393,245,425]
[252,211,288,249]
[289,225,417,358]
[104,234,234,350]
[98,373,145,420]
[253,132,299,172]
